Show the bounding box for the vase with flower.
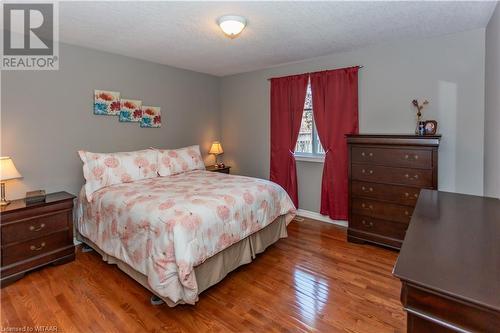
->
[411,99,429,135]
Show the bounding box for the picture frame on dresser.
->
[346,134,441,250]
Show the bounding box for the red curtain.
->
[270,74,309,208]
[310,67,359,220]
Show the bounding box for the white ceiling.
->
[59,1,497,76]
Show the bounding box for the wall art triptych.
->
[93,90,161,128]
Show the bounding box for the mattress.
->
[75,170,295,305]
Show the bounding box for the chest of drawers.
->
[0,192,76,287]
[347,134,440,249]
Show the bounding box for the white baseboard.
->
[296,209,348,228]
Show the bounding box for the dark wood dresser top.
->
[0,191,75,216]
[393,189,500,312]
[347,134,441,146]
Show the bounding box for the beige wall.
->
[485,3,500,199]
[1,43,220,200]
[220,29,486,213]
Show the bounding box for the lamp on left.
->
[0,157,22,206]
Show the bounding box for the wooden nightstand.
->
[206,165,231,174]
[0,191,76,287]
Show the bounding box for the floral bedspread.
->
[76,170,296,304]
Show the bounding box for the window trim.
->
[294,153,325,163]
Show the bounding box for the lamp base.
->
[0,182,10,205]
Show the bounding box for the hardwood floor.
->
[1,218,405,333]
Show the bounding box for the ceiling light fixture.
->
[218,15,247,39]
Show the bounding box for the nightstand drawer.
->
[1,211,69,245]
[1,231,71,266]
[0,191,75,287]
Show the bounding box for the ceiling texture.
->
[59,1,498,76]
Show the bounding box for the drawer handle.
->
[404,154,419,160]
[29,223,46,232]
[404,192,409,197]
[361,186,374,192]
[405,174,419,180]
[361,203,373,210]
[361,220,374,227]
[362,169,374,175]
[404,210,412,218]
[414,193,418,198]
[361,152,374,157]
[30,242,46,251]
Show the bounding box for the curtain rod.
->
[267,65,364,81]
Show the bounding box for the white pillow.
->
[155,145,205,176]
[78,149,158,201]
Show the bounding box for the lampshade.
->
[209,141,224,155]
[0,157,22,181]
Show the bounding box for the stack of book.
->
[25,190,46,205]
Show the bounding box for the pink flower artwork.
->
[119,99,143,122]
[140,106,161,128]
[94,90,121,116]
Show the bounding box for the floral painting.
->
[140,106,161,128]
[94,90,121,115]
[119,99,143,122]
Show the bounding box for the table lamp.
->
[0,156,22,206]
[209,141,224,167]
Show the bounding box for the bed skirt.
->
[76,214,288,306]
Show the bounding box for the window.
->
[295,83,324,158]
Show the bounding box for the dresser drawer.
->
[351,181,420,206]
[352,198,413,223]
[350,214,408,240]
[352,164,433,188]
[1,231,71,266]
[1,211,69,245]
[351,147,432,169]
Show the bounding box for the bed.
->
[75,169,295,306]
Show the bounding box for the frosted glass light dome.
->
[218,15,247,38]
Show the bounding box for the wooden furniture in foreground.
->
[394,190,500,332]
[0,191,76,287]
[347,134,440,249]
[206,165,231,174]
[1,218,404,332]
